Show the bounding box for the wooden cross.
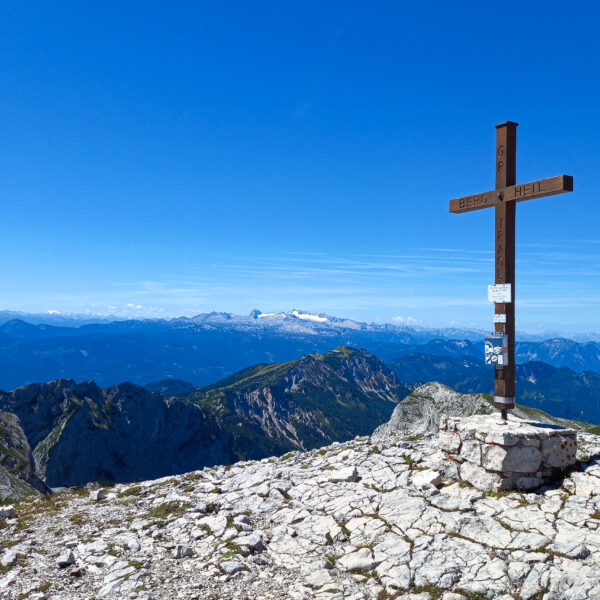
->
[449,122,573,419]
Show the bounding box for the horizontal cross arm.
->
[449,175,573,214]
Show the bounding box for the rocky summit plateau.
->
[2,384,600,600]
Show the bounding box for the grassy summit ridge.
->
[186,347,407,460]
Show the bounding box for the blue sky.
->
[1,1,599,332]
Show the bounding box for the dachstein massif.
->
[1,311,600,599]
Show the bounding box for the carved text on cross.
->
[449,175,573,214]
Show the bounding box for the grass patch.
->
[413,584,444,599]
[497,519,514,531]
[276,488,291,500]
[484,490,513,498]
[281,453,294,461]
[453,590,487,600]
[117,485,142,498]
[69,512,85,526]
[407,433,424,442]
[147,501,189,520]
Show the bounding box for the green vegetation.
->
[147,501,189,520]
[401,454,415,466]
[453,590,487,600]
[117,485,142,498]
[69,512,85,525]
[412,585,444,599]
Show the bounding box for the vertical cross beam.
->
[494,121,517,416]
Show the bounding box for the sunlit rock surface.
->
[2,425,600,599]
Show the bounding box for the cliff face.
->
[0,380,235,488]
[187,347,408,459]
[0,410,48,500]
[0,347,408,490]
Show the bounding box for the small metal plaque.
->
[493,314,507,324]
[488,284,512,303]
[485,334,509,366]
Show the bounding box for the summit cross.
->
[449,122,573,420]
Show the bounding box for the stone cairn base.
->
[438,414,577,491]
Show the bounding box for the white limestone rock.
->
[337,548,378,571]
[459,460,505,491]
[236,531,265,553]
[438,431,461,453]
[411,469,442,489]
[89,487,107,501]
[0,551,17,567]
[173,544,194,559]
[221,560,244,575]
[459,439,481,465]
[482,444,542,473]
[57,550,75,568]
[0,505,15,519]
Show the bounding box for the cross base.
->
[439,414,578,491]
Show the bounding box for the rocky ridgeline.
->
[2,419,600,600]
[0,347,406,498]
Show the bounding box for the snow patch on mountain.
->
[290,309,329,322]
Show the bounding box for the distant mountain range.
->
[1,309,600,391]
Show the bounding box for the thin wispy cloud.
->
[2,244,598,332]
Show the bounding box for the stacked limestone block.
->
[438,413,577,491]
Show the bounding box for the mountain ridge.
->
[0,347,406,496]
